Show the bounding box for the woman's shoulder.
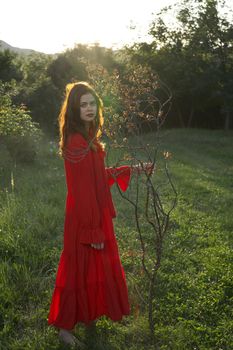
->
[64,133,89,163]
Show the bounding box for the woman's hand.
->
[131,162,155,175]
[91,242,104,250]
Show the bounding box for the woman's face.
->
[80,93,97,124]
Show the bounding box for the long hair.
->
[58,81,104,155]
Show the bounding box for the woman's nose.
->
[87,103,93,110]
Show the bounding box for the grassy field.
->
[0,129,233,350]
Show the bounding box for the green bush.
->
[0,88,43,163]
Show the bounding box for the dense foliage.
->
[0,82,42,163]
[129,0,233,129]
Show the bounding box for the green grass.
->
[0,129,233,349]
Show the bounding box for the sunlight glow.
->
[0,0,174,53]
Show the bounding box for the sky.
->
[0,0,176,53]
[1,0,232,54]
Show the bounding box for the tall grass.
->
[0,129,233,349]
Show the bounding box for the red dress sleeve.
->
[64,133,105,244]
[105,166,131,192]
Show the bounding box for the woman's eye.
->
[80,101,96,108]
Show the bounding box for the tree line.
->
[0,0,233,140]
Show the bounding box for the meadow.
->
[0,129,233,350]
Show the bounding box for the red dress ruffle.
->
[47,133,131,330]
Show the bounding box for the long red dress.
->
[48,133,131,330]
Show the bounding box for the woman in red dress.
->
[47,82,150,346]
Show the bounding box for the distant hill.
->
[0,40,44,55]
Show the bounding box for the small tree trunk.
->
[148,277,157,348]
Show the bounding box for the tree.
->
[47,53,88,91]
[0,81,43,163]
[13,53,61,134]
[0,50,22,82]
[129,0,233,129]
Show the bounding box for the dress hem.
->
[48,311,130,330]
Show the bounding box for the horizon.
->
[1,0,233,55]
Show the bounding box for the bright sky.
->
[1,0,233,54]
[0,0,176,53]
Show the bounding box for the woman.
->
[47,82,151,346]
